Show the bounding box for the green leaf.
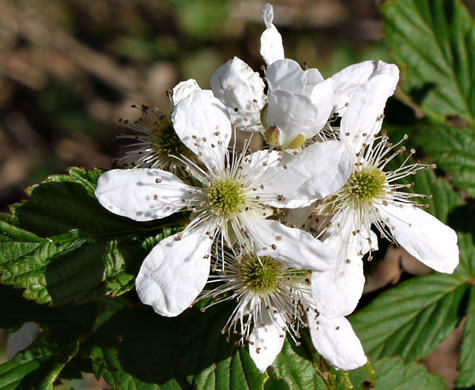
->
[87,303,351,390]
[269,332,329,389]
[0,285,95,332]
[350,358,448,390]
[88,304,269,389]
[88,301,451,390]
[0,332,79,390]
[382,0,475,124]
[456,285,475,387]
[413,124,475,197]
[350,272,468,362]
[0,168,181,305]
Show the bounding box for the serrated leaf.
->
[87,303,345,390]
[350,357,447,390]
[456,285,475,387]
[0,332,79,390]
[414,124,475,197]
[382,0,475,124]
[459,234,475,284]
[88,304,268,390]
[269,332,329,390]
[350,272,468,362]
[0,168,181,305]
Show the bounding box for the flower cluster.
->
[95,4,459,373]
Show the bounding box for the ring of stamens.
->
[200,249,313,347]
[241,255,283,295]
[207,177,245,216]
[150,117,189,157]
[118,108,191,171]
[347,167,387,203]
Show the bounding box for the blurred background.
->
[0,0,473,388]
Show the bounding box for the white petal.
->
[6,322,41,360]
[312,260,364,318]
[211,57,266,110]
[366,63,400,106]
[266,59,306,93]
[264,141,352,208]
[172,79,201,105]
[241,215,333,271]
[211,57,266,132]
[266,90,322,145]
[261,3,275,28]
[136,224,213,317]
[305,68,324,86]
[311,216,368,317]
[172,89,231,172]
[249,311,286,373]
[331,60,399,115]
[95,169,196,221]
[307,313,367,370]
[340,88,384,154]
[379,203,459,273]
[260,4,284,65]
[308,78,334,129]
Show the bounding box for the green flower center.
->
[241,255,283,294]
[347,167,387,202]
[151,117,188,156]
[207,177,245,216]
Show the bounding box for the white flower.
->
[259,5,334,149]
[312,84,459,316]
[259,5,401,151]
[263,59,335,148]
[211,57,266,133]
[95,87,352,318]
[201,249,366,372]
